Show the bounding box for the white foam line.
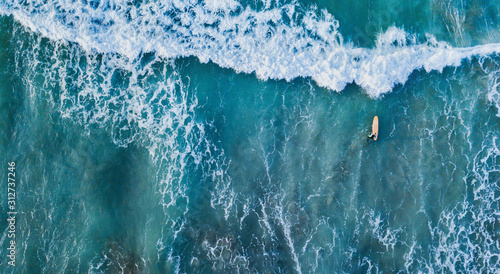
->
[276,201,302,274]
[2,1,500,98]
[486,68,500,117]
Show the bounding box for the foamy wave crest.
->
[2,0,500,96]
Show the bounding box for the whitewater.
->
[2,0,500,97]
[2,0,500,273]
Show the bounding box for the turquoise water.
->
[1,0,500,272]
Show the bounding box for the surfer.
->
[368,116,378,140]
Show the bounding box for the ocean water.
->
[0,0,500,273]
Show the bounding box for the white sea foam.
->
[6,0,500,272]
[2,0,500,97]
[11,23,228,272]
[276,200,302,274]
[399,132,500,273]
[486,68,500,117]
[202,236,250,271]
[366,210,403,251]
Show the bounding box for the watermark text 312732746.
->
[7,162,16,266]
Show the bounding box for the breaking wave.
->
[2,0,500,97]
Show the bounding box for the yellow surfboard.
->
[371,116,379,141]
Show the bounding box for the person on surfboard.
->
[368,116,378,140]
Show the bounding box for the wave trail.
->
[2,0,500,96]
